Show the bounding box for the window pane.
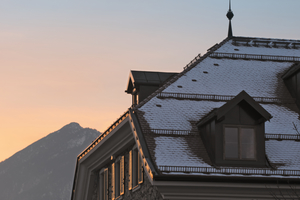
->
[138,153,143,184]
[120,156,124,195]
[115,161,120,197]
[111,163,115,199]
[128,150,132,190]
[132,149,138,187]
[104,169,108,200]
[224,127,238,159]
[240,128,255,159]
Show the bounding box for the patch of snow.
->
[18,183,24,194]
[262,104,300,134]
[163,58,292,98]
[67,136,86,148]
[140,98,225,130]
[266,140,300,170]
[154,137,211,167]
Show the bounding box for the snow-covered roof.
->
[134,36,300,178]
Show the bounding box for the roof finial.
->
[226,0,234,38]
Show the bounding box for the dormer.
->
[197,91,272,167]
[125,71,177,106]
[282,63,300,108]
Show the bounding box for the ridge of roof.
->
[133,37,232,110]
[210,52,300,62]
[233,36,300,43]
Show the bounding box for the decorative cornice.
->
[77,111,129,161]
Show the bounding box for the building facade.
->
[71,36,300,200]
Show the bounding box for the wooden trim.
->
[104,168,108,200]
[111,163,115,200]
[120,156,124,195]
[128,150,132,190]
[138,152,143,184]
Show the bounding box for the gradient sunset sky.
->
[1,0,300,162]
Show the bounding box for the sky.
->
[1,0,300,162]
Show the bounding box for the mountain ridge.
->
[0,122,100,200]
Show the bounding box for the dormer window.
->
[197,90,272,167]
[125,71,178,106]
[224,126,256,160]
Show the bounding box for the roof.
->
[133,36,300,178]
[126,70,178,93]
[196,90,273,127]
[282,63,300,80]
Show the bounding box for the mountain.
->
[0,122,100,200]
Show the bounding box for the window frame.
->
[128,145,143,191]
[223,125,257,161]
[99,168,109,200]
[112,156,125,200]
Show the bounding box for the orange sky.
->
[1,1,300,162]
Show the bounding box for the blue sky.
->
[1,0,300,161]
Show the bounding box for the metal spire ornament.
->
[226,0,234,37]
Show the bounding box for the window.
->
[129,147,143,190]
[112,156,124,200]
[224,126,256,160]
[99,168,108,200]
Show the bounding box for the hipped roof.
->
[133,36,300,177]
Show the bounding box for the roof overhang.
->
[72,116,134,200]
[152,179,300,200]
[125,70,178,94]
[197,90,273,127]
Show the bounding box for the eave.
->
[152,179,300,200]
[128,109,159,181]
[71,108,159,200]
[71,113,134,200]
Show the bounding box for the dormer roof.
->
[197,90,272,127]
[282,62,300,80]
[125,70,178,94]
